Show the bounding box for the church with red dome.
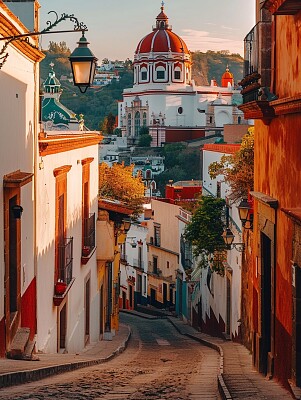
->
[118,4,247,146]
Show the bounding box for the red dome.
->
[136,30,189,54]
[221,66,234,87]
[135,6,189,55]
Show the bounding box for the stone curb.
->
[0,325,132,389]
[166,317,233,400]
[120,309,158,319]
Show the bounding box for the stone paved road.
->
[0,314,221,399]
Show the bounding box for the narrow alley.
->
[0,314,221,400]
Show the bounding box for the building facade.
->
[239,0,301,393]
[117,5,246,146]
[0,0,44,357]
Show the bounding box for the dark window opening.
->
[174,70,181,79]
[157,70,165,79]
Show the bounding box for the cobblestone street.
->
[0,314,221,400]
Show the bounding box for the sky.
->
[38,0,255,61]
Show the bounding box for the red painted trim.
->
[21,277,36,340]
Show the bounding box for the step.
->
[22,335,38,361]
[8,327,30,359]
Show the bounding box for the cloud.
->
[181,29,243,55]
[221,25,239,31]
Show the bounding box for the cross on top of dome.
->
[156,2,169,29]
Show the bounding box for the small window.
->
[238,116,241,124]
[154,225,161,247]
[174,70,181,79]
[178,106,183,114]
[157,70,165,79]
[141,71,147,81]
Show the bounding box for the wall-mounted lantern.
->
[222,227,244,252]
[0,11,97,93]
[11,205,23,219]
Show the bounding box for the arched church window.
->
[238,116,241,124]
[156,70,165,80]
[174,70,181,80]
[128,113,132,135]
[141,69,147,81]
[135,111,140,136]
[143,112,147,126]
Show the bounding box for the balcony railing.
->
[241,21,272,104]
[148,261,161,275]
[58,237,73,285]
[83,213,95,254]
[133,258,144,269]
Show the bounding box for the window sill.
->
[81,246,96,265]
[53,278,75,306]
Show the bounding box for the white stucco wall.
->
[0,11,39,324]
[201,148,243,338]
[120,223,148,304]
[36,143,99,353]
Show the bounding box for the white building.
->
[201,143,243,340]
[36,130,101,353]
[0,0,103,358]
[119,223,148,309]
[0,0,44,358]
[118,4,246,146]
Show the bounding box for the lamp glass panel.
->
[72,61,92,84]
[238,206,249,222]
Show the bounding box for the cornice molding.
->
[0,8,44,63]
[270,94,301,116]
[263,0,301,14]
[39,133,102,156]
[81,157,94,166]
[53,165,72,178]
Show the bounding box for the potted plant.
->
[82,246,91,257]
[55,279,67,295]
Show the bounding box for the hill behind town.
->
[40,45,243,130]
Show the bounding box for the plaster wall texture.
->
[0,9,39,322]
[36,144,99,353]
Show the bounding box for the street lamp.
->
[0,11,97,93]
[69,32,97,93]
[237,198,253,229]
[222,227,244,252]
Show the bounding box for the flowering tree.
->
[99,163,145,214]
[208,127,254,201]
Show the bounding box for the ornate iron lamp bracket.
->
[0,11,88,69]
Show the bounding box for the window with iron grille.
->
[153,257,158,274]
[58,237,73,285]
[83,213,95,249]
[154,225,161,247]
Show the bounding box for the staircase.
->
[8,327,38,361]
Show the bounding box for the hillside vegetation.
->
[40,43,243,130]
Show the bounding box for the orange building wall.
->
[254,114,301,383]
[275,15,301,98]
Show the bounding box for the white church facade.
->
[118,4,247,146]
